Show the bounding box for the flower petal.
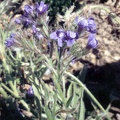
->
[50,31,58,39]
[58,38,63,47]
[87,38,98,48]
[87,18,96,33]
[5,38,14,47]
[88,33,96,41]
[78,18,88,29]
[66,39,75,47]
[87,33,98,48]
[67,31,76,39]
[36,1,48,14]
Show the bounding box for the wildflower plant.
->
[0,1,120,120]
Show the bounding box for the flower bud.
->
[26,86,34,99]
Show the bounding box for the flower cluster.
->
[50,30,78,47]
[5,1,48,47]
[15,1,48,37]
[15,1,48,27]
[76,17,98,49]
[50,17,97,49]
[5,1,98,52]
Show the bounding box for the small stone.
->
[104,50,111,56]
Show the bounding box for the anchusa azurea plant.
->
[0,1,113,120]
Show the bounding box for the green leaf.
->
[71,84,83,108]
[66,96,73,108]
[32,82,42,119]
[67,83,73,100]
[35,56,44,64]
[78,89,85,120]
[39,67,47,78]
[45,106,54,120]
[34,96,42,119]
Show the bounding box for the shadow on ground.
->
[73,59,120,119]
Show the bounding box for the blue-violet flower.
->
[27,86,34,97]
[23,17,32,28]
[50,30,66,47]
[35,1,48,15]
[15,15,32,28]
[87,18,96,33]
[76,17,96,33]
[5,33,16,47]
[50,30,78,47]
[32,24,37,34]
[76,17,88,29]
[87,33,98,49]
[65,31,78,47]
[24,5,33,16]
[15,18,22,24]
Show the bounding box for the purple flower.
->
[50,30,66,47]
[10,33,16,38]
[35,1,48,15]
[50,30,78,47]
[23,17,32,28]
[15,16,32,28]
[32,25,43,39]
[15,18,21,24]
[26,86,34,99]
[76,17,96,33]
[32,24,37,34]
[86,33,98,49]
[15,16,24,25]
[5,33,16,47]
[87,18,96,33]
[76,17,88,29]
[15,5,34,27]
[24,5,33,16]
[27,86,34,95]
[5,39,14,47]
[65,31,78,47]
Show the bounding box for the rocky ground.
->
[0,0,120,119]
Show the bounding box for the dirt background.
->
[0,0,120,120]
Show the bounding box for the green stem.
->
[41,55,66,105]
[64,71,111,120]
[53,75,66,106]
[35,47,66,105]
[62,76,66,100]
[0,86,8,98]
[50,40,53,58]
[44,62,66,106]
[35,48,67,110]
[35,47,57,76]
